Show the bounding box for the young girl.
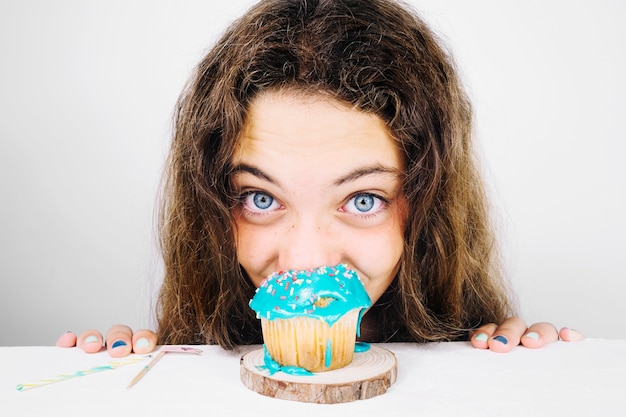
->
[57,0,582,357]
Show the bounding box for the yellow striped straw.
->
[16,355,148,391]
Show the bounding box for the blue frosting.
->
[258,343,371,376]
[257,345,314,376]
[354,341,371,352]
[248,264,372,326]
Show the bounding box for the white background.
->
[1,0,624,346]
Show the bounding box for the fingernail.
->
[474,333,489,342]
[111,340,128,349]
[84,335,100,344]
[561,327,585,342]
[493,335,508,345]
[135,338,150,348]
[524,332,540,341]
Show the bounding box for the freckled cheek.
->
[234,221,269,288]
[354,233,404,304]
[361,251,402,304]
[365,212,406,303]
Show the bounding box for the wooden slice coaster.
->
[240,345,397,403]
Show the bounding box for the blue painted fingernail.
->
[84,335,100,344]
[493,335,508,345]
[474,333,489,342]
[135,338,150,348]
[524,332,540,341]
[111,340,127,349]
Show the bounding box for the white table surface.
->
[2,339,625,416]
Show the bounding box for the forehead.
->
[233,91,405,171]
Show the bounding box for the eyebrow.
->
[230,163,281,186]
[333,165,403,186]
[230,163,402,187]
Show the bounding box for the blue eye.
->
[242,191,280,213]
[253,192,274,209]
[353,194,375,212]
[344,193,385,215]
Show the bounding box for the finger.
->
[470,323,498,349]
[55,331,78,348]
[487,317,527,353]
[76,330,105,354]
[559,327,585,342]
[105,325,133,357]
[520,322,559,349]
[131,329,158,354]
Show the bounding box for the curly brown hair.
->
[156,0,513,349]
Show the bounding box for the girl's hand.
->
[470,317,584,352]
[55,325,157,357]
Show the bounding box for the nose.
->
[277,217,342,271]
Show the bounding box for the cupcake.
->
[249,264,371,373]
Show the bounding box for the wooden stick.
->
[126,346,203,389]
[126,350,165,389]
